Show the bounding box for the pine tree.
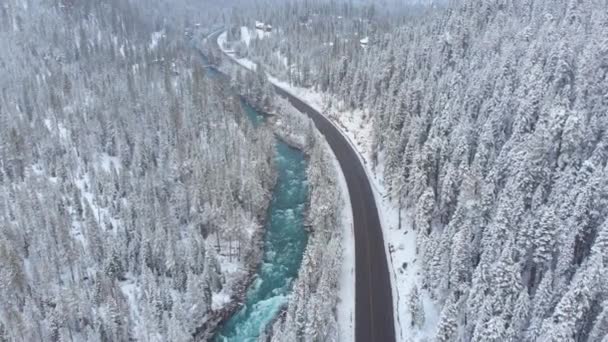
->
[435,298,459,342]
[588,302,608,342]
[105,247,125,282]
[408,285,425,328]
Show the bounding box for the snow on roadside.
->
[331,140,355,342]
[217,31,230,52]
[367,158,440,341]
[218,32,258,70]
[241,26,251,46]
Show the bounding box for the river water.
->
[203,53,309,340]
[215,138,308,341]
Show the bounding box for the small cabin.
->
[255,21,273,32]
[360,36,369,48]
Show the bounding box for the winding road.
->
[206,30,395,342]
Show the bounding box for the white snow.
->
[219,26,270,52]
[241,26,252,46]
[217,31,439,341]
[332,144,355,342]
[150,30,165,49]
[217,31,230,52]
[212,291,232,311]
[43,118,69,141]
[120,276,143,332]
[98,153,120,173]
[366,157,440,340]
[218,32,258,70]
[273,50,289,69]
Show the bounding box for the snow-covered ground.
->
[332,141,355,342]
[119,276,143,333]
[217,30,440,341]
[149,29,165,49]
[212,245,247,311]
[240,26,251,46]
[218,32,257,70]
[238,25,272,46]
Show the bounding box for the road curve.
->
[207,30,396,342]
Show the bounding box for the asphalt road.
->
[206,30,396,342]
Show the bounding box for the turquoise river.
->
[213,97,309,340]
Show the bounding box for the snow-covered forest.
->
[223,0,608,340]
[4,0,608,340]
[0,0,281,340]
